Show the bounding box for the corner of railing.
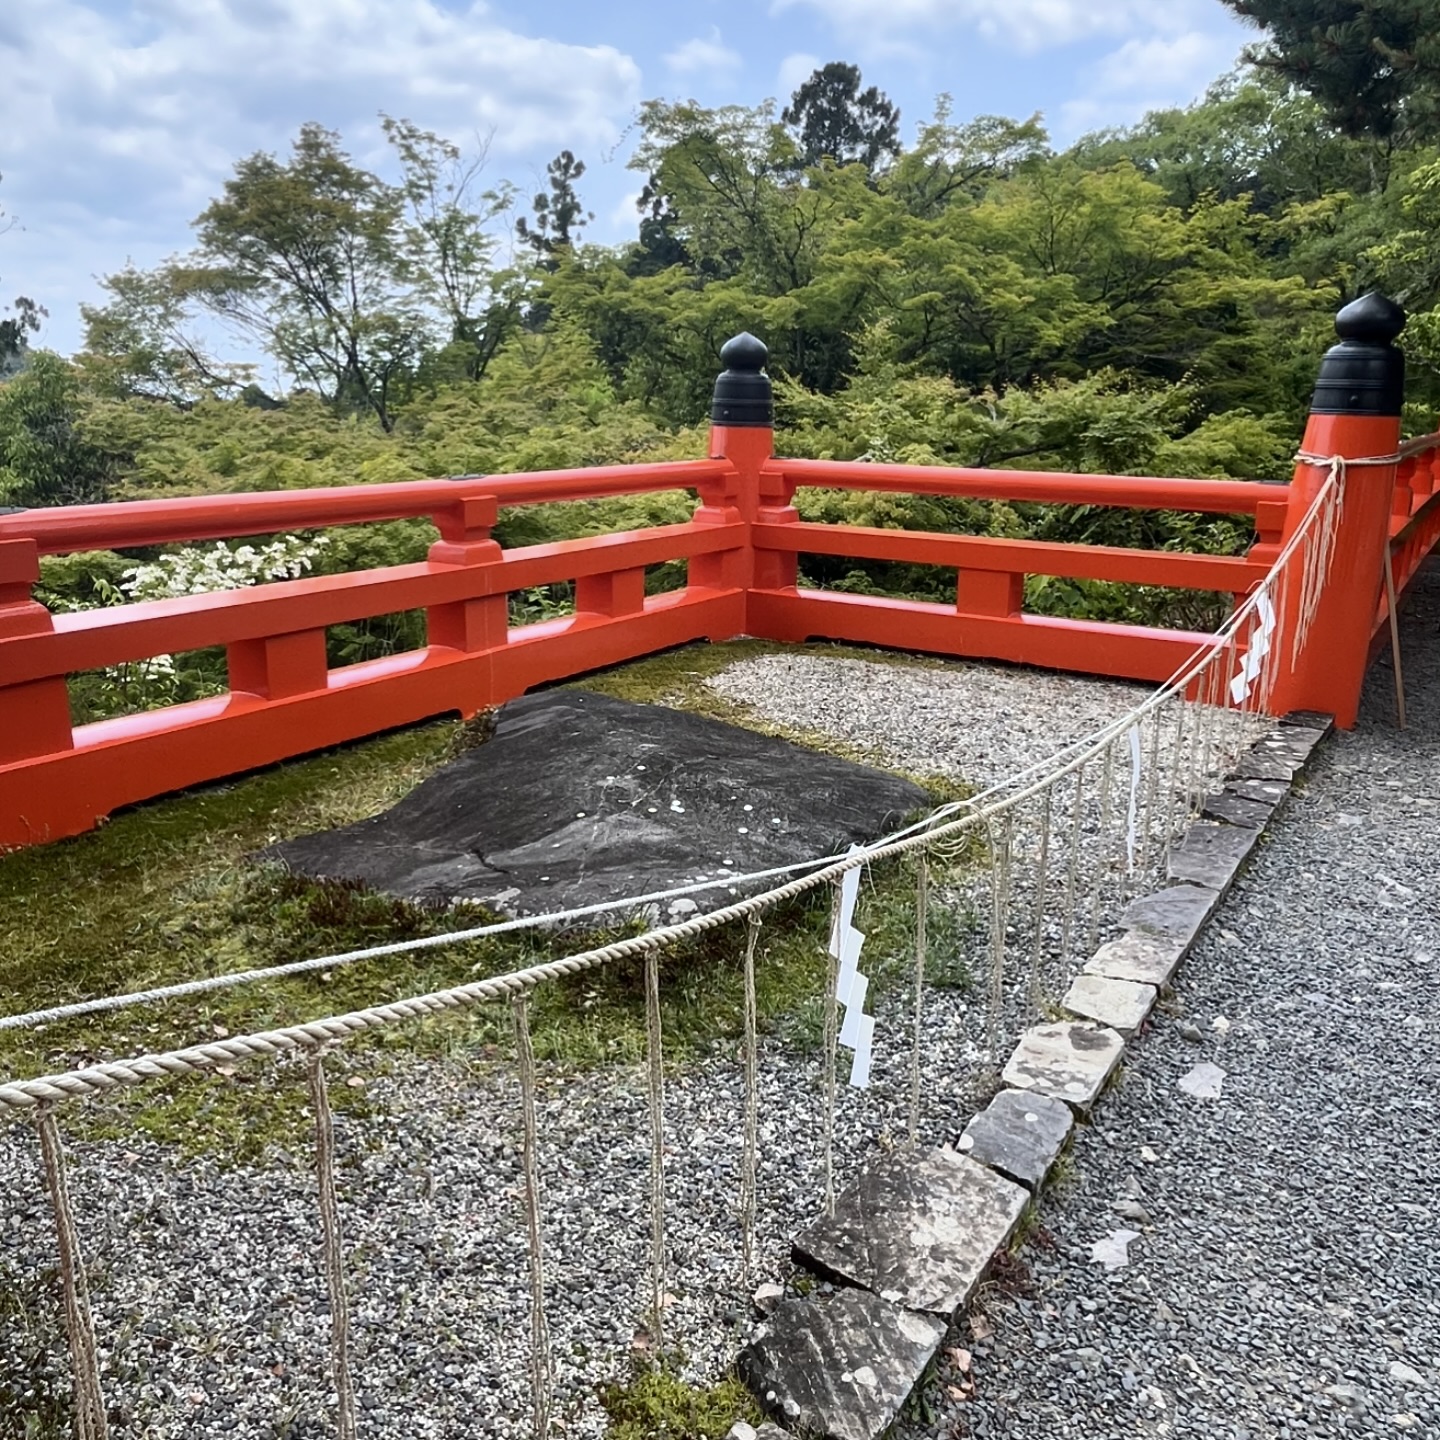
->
[1271,290,1407,727]
[0,514,76,765]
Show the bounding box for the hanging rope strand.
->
[986,813,1014,1069]
[1027,786,1054,1017]
[1087,739,1118,955]
[740,913,762,1276]
[822,886,840,1218]
[306,1051,357,1440]
[1059,761,1088,962]
[643,950,667,1351]
[35,1110,108,1440]
[512,995,553,1440]
[908,854,929,1146]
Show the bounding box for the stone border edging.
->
[732,715,1333,1440]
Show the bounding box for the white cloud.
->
[0,0,642,350]
[664,27,742,76]
[1091,32,1231,94]
[776,52,824,103]
[610,189,645,228]
[1057,30,1241,140]
[772,0,1172,54]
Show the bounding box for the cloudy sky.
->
[0,0,1254,357]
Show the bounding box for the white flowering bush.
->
[120,533,330,601]
[54,533,330,722]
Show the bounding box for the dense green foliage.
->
[5,58,1440,650]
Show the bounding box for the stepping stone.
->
[1166,820,1261,893]
[793,1148,1027,1316]
[1062,974,1156,1037]
[1225,776,1289,806]
[1230,749,1298,782]
[1201,789,1274,829]
[1121,885,1220,954]
[738,1288,946,1440]
[1000,1022,1125,1114]
[1084,931,1184,988]
[955,1089,1073,1192]
[1256,724,1329,769]
[1280,710,1332,732]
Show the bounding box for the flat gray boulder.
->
[261,689,931,917]
[739,1288,945,1440]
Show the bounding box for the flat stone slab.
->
[1000,1022,1125,1113]
[1062,973,1156,1037]
[1084,931,1183,988]
[1230,749,1299,782]
[955,1089,1073,1192]
[738,1288,945,1440]
[260,690,930,915]
[1121,884,1220,953]
[1225,776,1289,806]
[1166,819,1262,892]
[1280,710,1332,731]
[793,1148,1027,1316]
[1254,725,1328,770]
[1201,788,1275,829]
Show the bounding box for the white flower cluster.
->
[121,533,331,602]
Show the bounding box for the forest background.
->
[3,2,1439,718]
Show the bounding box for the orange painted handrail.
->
[4,308,1439,852]
[755,521,1271,594]
[778,458,1282,515]
[0,460,728,555]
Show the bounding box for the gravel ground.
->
[896,564,1440,1440]
[0,651,1174,1439]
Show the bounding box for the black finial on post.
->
[711,333,772,428]
[1311,291,1407,416]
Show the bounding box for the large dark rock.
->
[261,690,932,917]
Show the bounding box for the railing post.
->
[695,335,776,609]
[0,530,76,765]
[425,494,508,654]
[1271,292,1406,728]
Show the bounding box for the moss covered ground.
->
[0,640,977,1159]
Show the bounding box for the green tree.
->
[516,150,594,266]
[1218,0,1440,142]
[0,175,44,377]
[782,62,901,175]
[0,352,114,506]
[382,115,521,380]
[79,264,252,402]
[173,123,431,430]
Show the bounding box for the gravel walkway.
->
[0,652,1159,1439]
[904,564,1440,1440]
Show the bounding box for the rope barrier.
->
[2,440,1404,1115]
[12,435,1435,1440]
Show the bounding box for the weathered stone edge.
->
[734,715,1331,1439]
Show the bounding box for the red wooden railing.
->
[1,301,1435,852]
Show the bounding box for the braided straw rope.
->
[7,436,1420,1114]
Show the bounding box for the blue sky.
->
[0,0,1255,359]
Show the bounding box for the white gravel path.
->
[898,563,1440,1440]
[0,652,1190,1439]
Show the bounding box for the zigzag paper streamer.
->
[830,847,874,1088]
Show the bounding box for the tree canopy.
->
[1219,0,1440,141]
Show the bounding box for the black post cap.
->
[1310,291,1406,416]
[711,332,772,428]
